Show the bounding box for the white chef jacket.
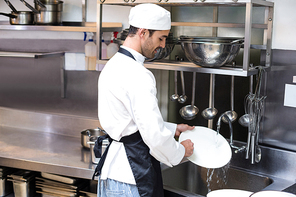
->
[98,46,185,185]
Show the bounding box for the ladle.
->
[222,74,238,123]
[238,94,252,127]
[170,70,179,101]
[178,71,187,104]
[202,74,218,120]
[239,65,254,127]
[239,65,254,159]
[179,72,199,120]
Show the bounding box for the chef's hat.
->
[129,3,171,30]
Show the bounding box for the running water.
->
[206,162,230,193]
[215,132,219,148]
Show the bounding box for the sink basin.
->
[162,161,273,196]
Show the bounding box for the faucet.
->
[216,113,245,153]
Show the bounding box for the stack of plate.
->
[0,167,14,196]
[7,170,37,197]
[36,172,86,197]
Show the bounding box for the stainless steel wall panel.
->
[0,55,99,118]
[262,49,296,151]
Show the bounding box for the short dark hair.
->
[128,25,155,37]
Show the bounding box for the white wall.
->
[0,0,295,50]
[270,0,296,50]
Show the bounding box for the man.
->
[96,3,194,197]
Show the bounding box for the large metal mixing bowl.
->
[146,41,176,62]
[179,36,244,67]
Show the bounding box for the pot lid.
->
[179,126,232,169]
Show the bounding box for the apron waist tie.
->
[92,131,141,179]
[92,134,112,180]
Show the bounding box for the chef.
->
[95,3,194,197]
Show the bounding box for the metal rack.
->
[0,21,122,32]
[96,0,274,77]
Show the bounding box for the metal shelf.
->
[96,0,274,77]
[0,51,65,58]
[100,0,273,7]
[0,21,122,32]
[171,22,268,29]
[97,59,259,77]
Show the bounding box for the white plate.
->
[207,189,253,197]
[251,191,296,197]
[179,126,232,169]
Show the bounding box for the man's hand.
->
[175,124,195,137]
[181,139,194,157]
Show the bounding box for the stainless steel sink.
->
[162,161,273,196]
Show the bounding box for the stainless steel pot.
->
[2,0,35,25]
[34,11,62,25]
[35,0,63,12]
[35,0,63,25]
[0,12,34,25]
[81,128,106,149]
[20,0,63,25]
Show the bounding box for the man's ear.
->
[138,28,148,38]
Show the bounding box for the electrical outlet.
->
[293,76,296,83]
[284,84,296,108]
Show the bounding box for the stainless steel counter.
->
[0,126,96,180]
[0,108,296,197]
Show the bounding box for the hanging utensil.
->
[239,74,254,127]
[178,71,187,104]
[249,67,266,164]
[179,72,199,120]
[255,103,262,163]
[239,74,254,159]
[222,74,238,123]
[170,70,179,101]
[202,74,218,120]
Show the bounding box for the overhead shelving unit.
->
[96,0,274,77]
[0,21,122,32]
[0,18,122,99]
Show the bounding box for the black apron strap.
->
[118,47,136,61]
[92,135,113,180]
